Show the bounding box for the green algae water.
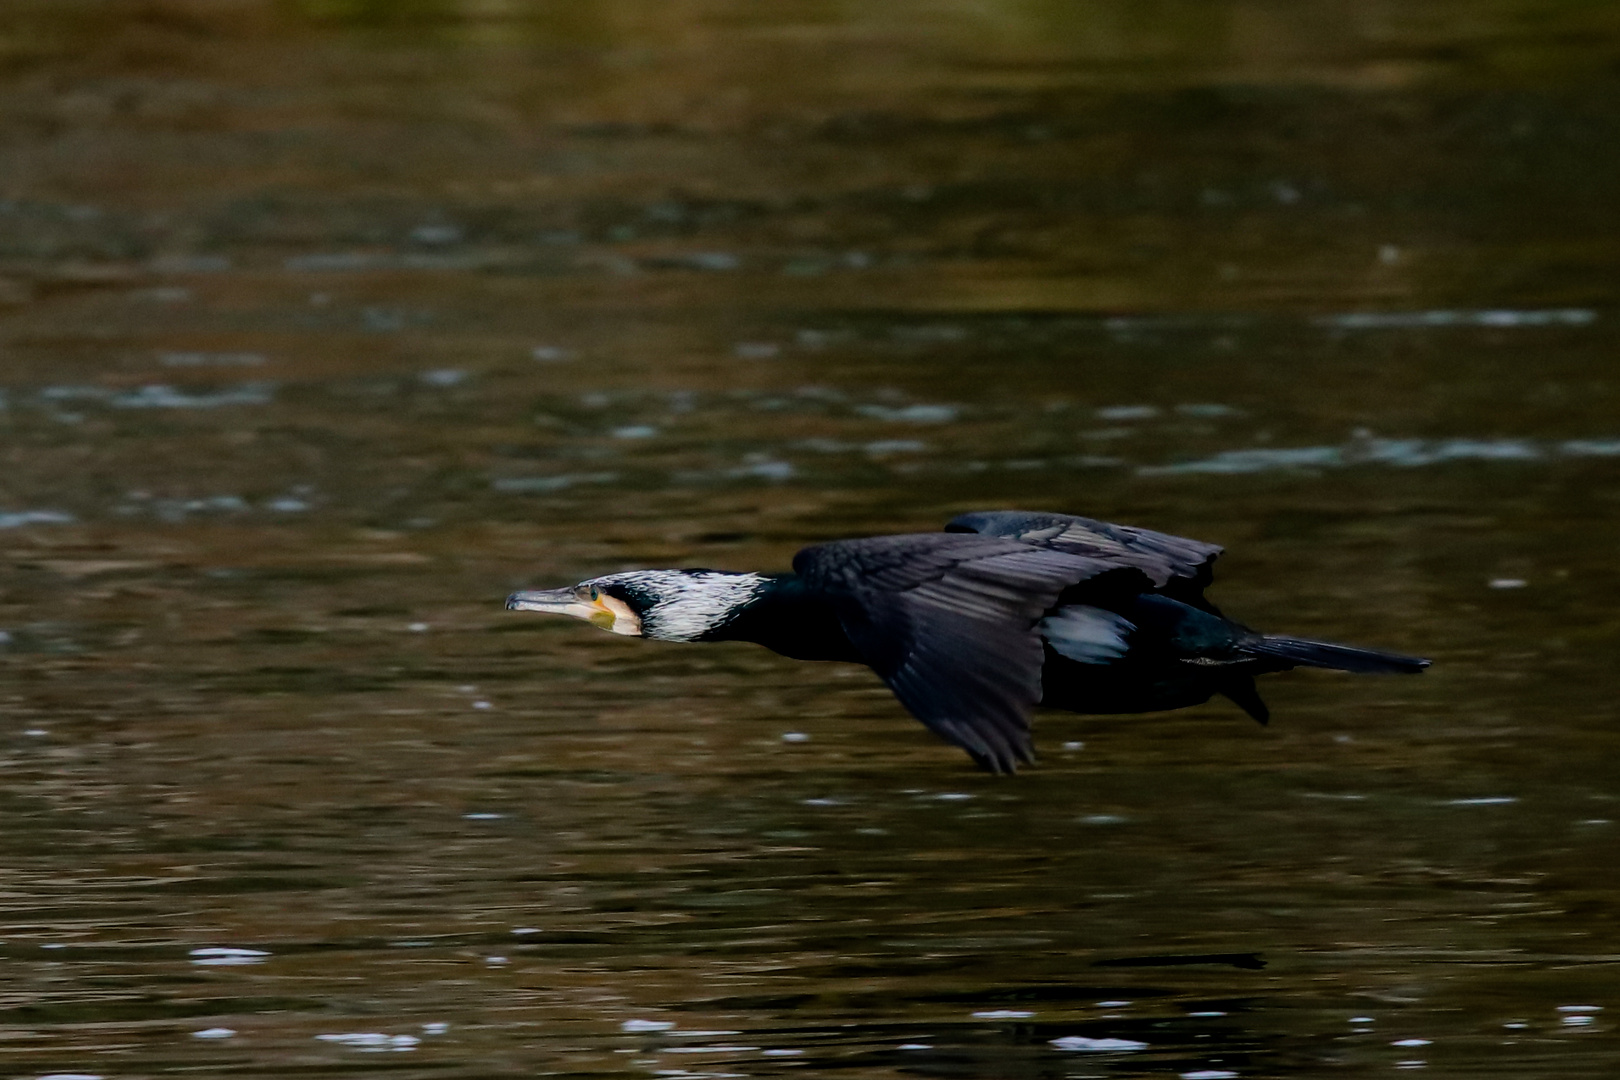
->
[0,2,1617,1077]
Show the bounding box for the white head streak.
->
[588,570,768,642]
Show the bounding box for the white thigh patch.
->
[1039,605,1135,664]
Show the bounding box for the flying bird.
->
[505,511,1429,772]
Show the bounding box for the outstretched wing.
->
[793,532,1149,772]
[945,510,1222,606]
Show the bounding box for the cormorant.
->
[505,511,1429,773]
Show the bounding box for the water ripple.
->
[1143,435,1617,475]
[1315,308,1596,330]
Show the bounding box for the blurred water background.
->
[1,1,1617,1077]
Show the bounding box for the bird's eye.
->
[588,586,601,601]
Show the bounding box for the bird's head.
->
[505,569,767,642]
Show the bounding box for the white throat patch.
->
[591,570,769,642]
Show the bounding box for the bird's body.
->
[507,511,1429,772]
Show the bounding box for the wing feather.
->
[945,509,1222,607]
[794,533,1149,771]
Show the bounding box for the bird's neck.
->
[703,574,863,662]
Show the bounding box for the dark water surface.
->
[2,2,1618,1077]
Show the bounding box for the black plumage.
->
[506,511,1430,773]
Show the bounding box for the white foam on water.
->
[1182,1071,1239,1079]
[727,459,795,481]
[780,732,809,743]
[1367,437,1538,466]
[1562,1015,1596,1026]
[422,1022,450,1035]
[1349,1016,1374,1023]
[411,224,462,245]
[1142,445,1342,474]
[972,1010,1032,1019]
[111,383,276,409]
[1138,434,1615,476]
[864,439,927,455]
[855,403,959,423]
[1097,1000,1132,1007]
[192,1027,237,1039]
[663,1046,759,1054]
[1315,308,1595,329]
[511,927,541,935]
[1189,1011,1228,1017]
[1050,1036,1148,1052]
[1448,797,1517,805]
[1392,1038,1432,1047]
[189,946,269,966]
[37,1074,103,1079]
[622,1019,676,1032]
[897,1043,933,1050]
[38,385,108,402]
[493,472,621,494]
[1489,578,1528,589]
[761,1049,803,1056]
[1556,1005,1602,1012]
[936,793,974,801]
[316,1032,419,1052]
[1561,440,1620,456]
[0,511,74,529]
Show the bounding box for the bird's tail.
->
[1242,635,1430,674]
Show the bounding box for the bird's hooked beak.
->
[504,586,642,636]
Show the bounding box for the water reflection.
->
[0,1,1616,1078]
